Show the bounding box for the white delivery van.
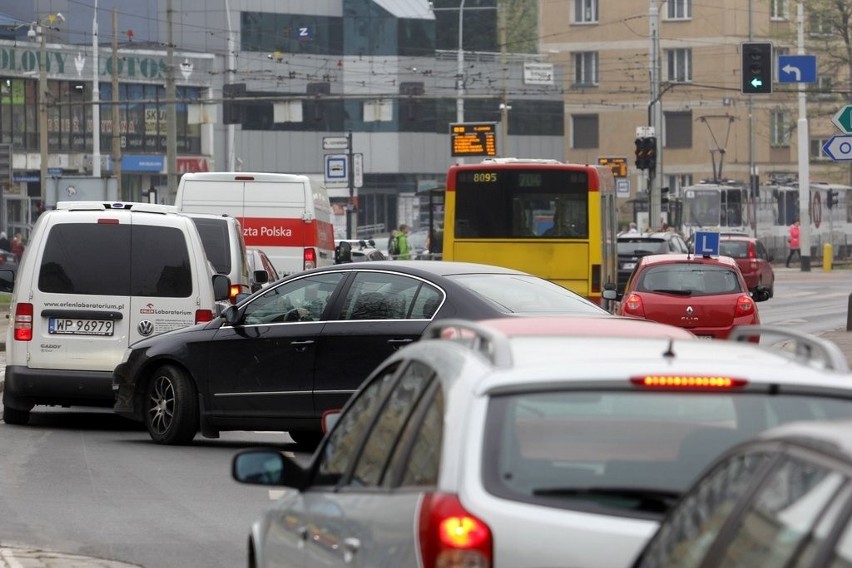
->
[174,172,336,277]
[2,201,230,426]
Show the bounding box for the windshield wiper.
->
[532,486,680,513]
[649,288,692,295]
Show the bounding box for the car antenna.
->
[662,338,676,359]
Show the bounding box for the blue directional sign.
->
[822,135,852,162]
[778,55,817,83]
[694,231,720,257]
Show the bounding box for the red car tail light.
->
[195,309,214,324]
[631,375,748,389]
[747,242,756,259]
[622,293,645,317]
[303,247,317,270]
[14,302,33,341]
[734,295,756,317]
[419,493,492,568]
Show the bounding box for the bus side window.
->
[456,219,478,237]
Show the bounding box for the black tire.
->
[144,365,199,445]
[288,430,323,449]
[3,406,30,425]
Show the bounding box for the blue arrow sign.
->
[822,135,852,161]
[778,55,817,83]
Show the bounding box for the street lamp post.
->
[32,13,65,208]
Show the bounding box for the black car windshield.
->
[618,239,667,255]
[482,390,852,517]
[448,274,608,315]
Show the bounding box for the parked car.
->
[617,232,690,296]
[633,418,852,568]
[245,247,277,292]
[719,234,775,297]
[231,319,852,568]
[617,253,769,339]
[113,261,611,447]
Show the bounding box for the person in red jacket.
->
[786,220,801,268]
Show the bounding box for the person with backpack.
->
[389,224,412,260]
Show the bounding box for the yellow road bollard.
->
[824,242,833,272]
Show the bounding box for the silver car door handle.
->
[388,338,414,350]
[342,537,361,564]
[290,339,315,352]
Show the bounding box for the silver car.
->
[232,320,852,568]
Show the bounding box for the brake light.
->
[734,295,755,317]
[622,293,645,317]
[303,248,317,270]
[229,284,241,304]
[747,242,756,259]
[14,302,33,341]
[195,309,214,324]
[631,376,748,388]
[418,493,492,568]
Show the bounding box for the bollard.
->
[824,242,833,272]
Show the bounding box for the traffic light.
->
[827,189,838,210]
[661,186,670,209]
[643,137,657,172]
[635,138,646,170]
[741,42,773,94]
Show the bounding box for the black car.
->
[617,232,690,296]
[113,261,610,446]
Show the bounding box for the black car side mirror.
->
[752,286,771,302]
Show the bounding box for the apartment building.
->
[539,0,849,203]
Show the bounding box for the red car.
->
[617,254,769,339]
[719,235,775,297]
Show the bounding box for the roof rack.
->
[422,319,513,368]
[728,325,849,372]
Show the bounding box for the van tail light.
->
[195,309,214,324]
[734,295,756,317]
[303,247,317,270]
[229,284,241,304]
[418,493,492,568]
[14,302,33,341]
[631,375,748,389]
[622,293,645,317]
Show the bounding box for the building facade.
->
[1,0,565,240]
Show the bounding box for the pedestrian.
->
[0,231,10,252]
[786,219,801,268]
[395,224,412,260]
[11,232,24,261]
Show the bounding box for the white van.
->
[2,201,230,426]
[174,172,335,277]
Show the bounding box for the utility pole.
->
[92,1,101,178]
[499,6,509,157]
[111,9,122,198]
[224,0,236,171]
[796,1,811,271]
[166,0,178,201]
[648,0,661,229]
[456,0,466,165]
[748,0,756,237]
[39,25,48,207]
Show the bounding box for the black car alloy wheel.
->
[144,364,199,445]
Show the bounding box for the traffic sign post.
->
[778,55,817,83]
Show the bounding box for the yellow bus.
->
[442,158,618,305]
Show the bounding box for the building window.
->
[771,0,788,20]
[573,52,598,86]
[666,0,691,20]
[770,110,791,147]
[574,0,598,23]
[813,75,834,100]
[811,138,830,160]
[809,13,832,35]
[664,111,692,148]
[666,49,692,83]
[572,114,599,149]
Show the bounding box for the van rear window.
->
[190,217,232,274]
[39,224,193,297]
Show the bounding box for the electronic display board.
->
[597,156,628,178]
[450,122,497,157]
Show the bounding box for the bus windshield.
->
[454,169,590,239]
